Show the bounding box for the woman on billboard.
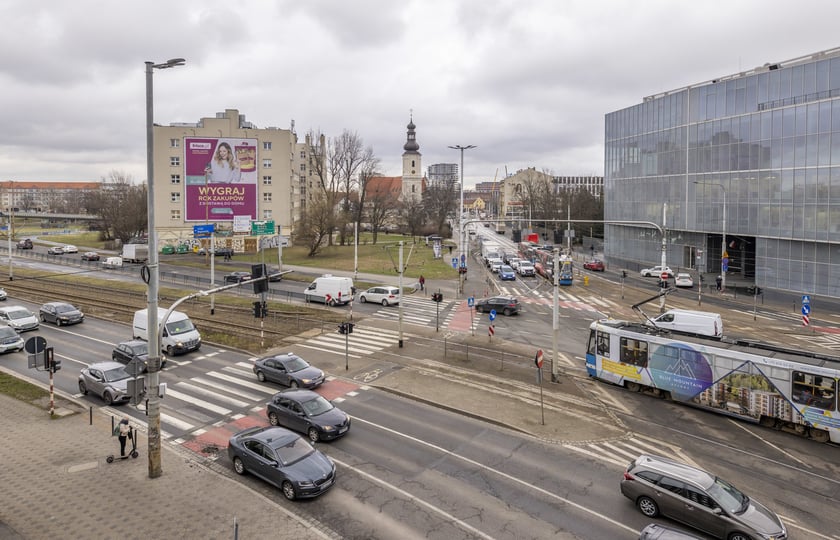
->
[204,142,241,184]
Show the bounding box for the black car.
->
[267,389,351,442]
[81,251,101,261]
[228,425,336,500]
[253,353,325,389]
[224,271,251,284]
[475,296,521,316]
[16,238,33,249]
[112,339,166,371]
[39,302,84,326]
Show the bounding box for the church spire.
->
[403,112,420,153]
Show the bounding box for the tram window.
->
[619,337,648,367]
[792,370,837,409]
[596,331,610,357]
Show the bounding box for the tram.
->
[586,319,840,443]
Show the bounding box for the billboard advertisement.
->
[184,137,258,222]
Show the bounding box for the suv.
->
[475,296,520,316]
[620,454,787,540]
[16,238,33,249]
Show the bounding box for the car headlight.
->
[322,426,335,431]
[301,378,311,384]
[298,480,315,487]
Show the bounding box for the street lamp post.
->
[145,57,185,479]
[694,181,727,292]
[448,144,475,296]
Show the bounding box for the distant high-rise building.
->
[427,163,458,188]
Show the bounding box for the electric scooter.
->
[106,425,139,463]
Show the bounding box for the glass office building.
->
[605,47,840,297]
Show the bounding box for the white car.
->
[674,273,694,288]
[359,286,400,306]
[62,244,78,253]
[508,258,523,271]
[518,262,536,276]
[640,265,674,278]
[0,306,39,332]
[488,258,504,273]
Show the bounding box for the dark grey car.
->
[267,389,351,442]
[228,425,336,500]
[475,296,521,316]
[620,455,787,540]
[253,353,325,389]
[39,302,84,326]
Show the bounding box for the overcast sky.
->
[4,0,840,188]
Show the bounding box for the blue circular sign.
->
[489,310,497,321]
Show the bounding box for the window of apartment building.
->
[170,174,181,184]
[262,176,272,185]
[263,141,272,150]
[262,210,273,220]
[170,192,181,203]
[262,159,272,168]
[170,156,180,166]
[170,138,180,148]
[263,192,272,203]
[300,163,306,172]
[300,150,306,159]
[170,209,181,220]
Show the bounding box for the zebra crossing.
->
[367,295,453,326]
[295,325,409,358]
[495,285,621,315]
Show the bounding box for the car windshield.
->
[102,366,131,382]
[165,319,196,336]
[501,266,513,272]
[708,477,749,513]
[0,327,17,338]
[55,305,75,313]
[284,356,309,372]
[130,343,148,355]
[7,310,32,320]
[301,396,334,417]
[272,436,315,466]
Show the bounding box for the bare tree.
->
[400,195,427,237]
[422,177,458,237]
[365,182,400,244]
[84,170,147,243]
[292,192,334,257]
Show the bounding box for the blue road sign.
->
[460,254,466,263]
[193,224,215,238]
[802,295,811,304]
[451,257,458,269]
[722,257,729,272]
[489,310,496,321]
[802,304,811,315]
[467,296,474,307]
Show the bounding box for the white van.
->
[651,309,723,337]
[103,257,123,269]
[133,308,201,355]
[304,275,354,306]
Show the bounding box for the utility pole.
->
[398,241,404,348]
[552,248,560,383]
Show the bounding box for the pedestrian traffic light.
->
[346,322,354,334]
[252,301,266,318]
[50,353,61,373]
[432,292,443,303]
[338,322,347,334]
[251,264,268,294]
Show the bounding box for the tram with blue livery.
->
[586,319,840,443]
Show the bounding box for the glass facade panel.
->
[604,48,840,296]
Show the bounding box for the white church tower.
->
[401,114,422,200]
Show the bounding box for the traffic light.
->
[346,322,354,334]
[47,349,60,372]
[432,292,443,303]
[251,264,268,294]
[252,301,267,318]
[338,322,347,334]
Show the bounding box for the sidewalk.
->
[0,388,332,540]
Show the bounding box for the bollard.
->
[90,406,93,426]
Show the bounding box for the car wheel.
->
[256,371,266,382]
[289,380,299,389]
[268,412,279,426]
[282,481,296,501]
[103,392,114,406]
[78,381,87,395]
[308,427,320,443]
[728,533,750,540]
[328,299,336,307]
[360,296,367,303]
[503,308,512,316]
[232,456,246,475]
[382,299,389,306]
[636,496,659,517]
[56,319,62,327]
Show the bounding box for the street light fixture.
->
[694,181,726,292]
[448,144,475,295]
[145,57,185,479]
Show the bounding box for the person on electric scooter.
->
[118,418,131,457]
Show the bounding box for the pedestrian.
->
[117,418,131,457]
[419,275,425,291]
[715,275,722,291]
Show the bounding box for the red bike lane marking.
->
[447,301,473,331]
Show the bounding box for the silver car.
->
[0,325,24,353]
[0,306,39,332]
[359,286,400,306]
[78,361,140,405]
[620,455,786,540]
